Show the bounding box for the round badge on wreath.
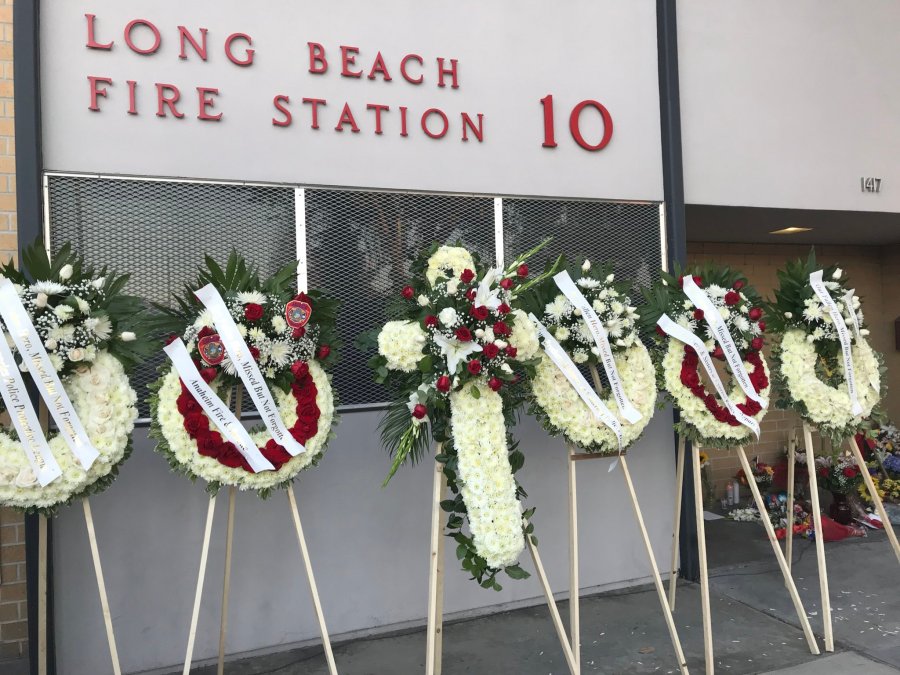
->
[361,242,555,590]
[0,242,151,514]
[642,266,770,448]
[520,258,657,454]
[149,252,340,497]
[768,251,883,443]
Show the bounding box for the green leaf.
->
[456,544,468,560]
[505,564,530,580]
[470,386,480,399]
[508,449,525,473]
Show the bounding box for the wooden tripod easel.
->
[182,387,338,675]
[424,444,578,675]
[783,423,900,654]
[35,403,122,675]
[668,436,821,674]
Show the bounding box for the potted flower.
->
[815,454,864,524]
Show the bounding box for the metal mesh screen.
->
[46,175,297,417]
[305,189,496,406]
[45,175,663,415]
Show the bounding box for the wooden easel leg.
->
[737,447,820,655]
[567,445,580,673]
[848,437,900,565]
[526,537,578,675]
[217,487,237,674]
[183,495,217,675]
[287,488,338,675]
[82,498,122,675]
[668,435,686,611]
[785,436,796,578]
[691,444,714,675]
[426,448,447,675]
[38,514,48,675]
[620,457,690,675]
[801,424,833,652]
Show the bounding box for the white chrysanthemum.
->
[545,295,572,321]
[0,352,137,510]
[236,291,267,305]
[532,342,656,454]
[193,310,214,329]
[425,246,476,286]
[30,281,67,295]
[54,305,74,321]
[75,297,91,315]
[269,341,292,367]
[271,316,288,334]
[85,316,112,340]
[378,321,426,372]
[577,277,601,289]
[507,310,540,359]
[48,325,75,342]
[450,382,524,568]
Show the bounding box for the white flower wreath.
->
[0,350,138,510]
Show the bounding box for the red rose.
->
[291,360,310,379]
[465,287,477,301]
[680,366,700,389]
[292,326,306,339]
[482,343,500,359]
[177,395,200,415]
[249,346,260,361]
[244,303,264,321]
[748,307,763,321]
[424,315,438,327]
[724,291,740,306]
[517,264,529,278]
[505,346,518,358]
[693,275,703,287]
[488,377,503,391]
[460,269,475,283]
[261,441,292,468]
[294,292,311,305]
[499,278,514,291]
[317,344,331,359]
[197,431,224,458]
[455,327,472,342]
[298,405,319,424]
[842,467,858,478]
[493,321,510,337]
[497,303,511,315]
[733,280,745,291]
[470,305,489,321]
[750,337,764,351]
[758,321,766,332]
[712,346,724,360]
[655,325,666,337]
[467,359,482,375]
[818,467,829,477]
[436,375,451,392]
[197,326,216,340]
[412,403,427,419]
[693,308,705,321]
[200,367,217,383]
[165,333,179,346]
[402,285,414,299]
[183,413,207,438]
[218,445,245,469]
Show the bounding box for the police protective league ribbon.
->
[657,314,761,439]
[681,276,766,407]
[0,279,99,469]
[530,313,624,450]
[552,271,642,424]
[194,284,306,455]
[163,339,274,472]
[0,327,62,486]
[810,270,863,415]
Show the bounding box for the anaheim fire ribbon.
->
[657,314,761,439]
[194,284,306,455]
[810,270,862,415]
[0,279,100,469]
[681,276,766,407]
[552,271,642,424]
[530,313,624,449]
[0,326,62,486]
[164,339,274,473]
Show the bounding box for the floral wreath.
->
[361,242,554,590]
[768,251,883,443]
[521,259,656,454]
[0,242,151,514]
[149,253,340,497]
[642,266,770,448]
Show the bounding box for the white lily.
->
[473,268,502,311]
[433,332,483,374]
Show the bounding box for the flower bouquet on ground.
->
[149,252,339,498]
[518,258,656,455]
[735,457,775,492]
[859,425,900,504]
[768,250,884,443]
[0,242,152,514]
[361,242,557,590]
[641,265,770,448]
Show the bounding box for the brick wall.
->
[0,0,25,662]
[687,241,900,497]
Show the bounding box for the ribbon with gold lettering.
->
[194,285,306,455]
[0,279,99,469]
[0,326,62,486]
